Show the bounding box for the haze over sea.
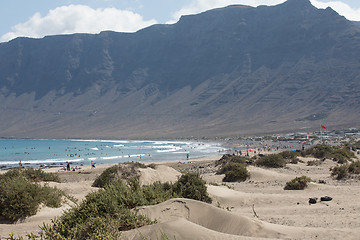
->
[0,139,222,169]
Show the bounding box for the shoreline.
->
[0,138,226,171]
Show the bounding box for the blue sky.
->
[1,0,359,42]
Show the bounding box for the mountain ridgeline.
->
[0,0,359,138]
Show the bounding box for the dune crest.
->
[139,165,181,186]
[125,198,285,239]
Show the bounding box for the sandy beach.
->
[1,153,360,239]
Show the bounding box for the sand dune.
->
[139,165,181,186]
[121,218,276,240]
[123,198,285,240]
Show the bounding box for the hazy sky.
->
[1,0,359,42]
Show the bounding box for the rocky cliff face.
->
[0,0,359,138]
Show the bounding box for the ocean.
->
[0,139,223,169]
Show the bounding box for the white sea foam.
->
[100,155,124,160]
[70,139,130,144]
[90,147,99,151]
[0,158,83,165]
[113,144,124,147]
[157,149,179,153]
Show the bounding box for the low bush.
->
[92,162,154,188]
[0,175,66,222]
[307,159,323,166]
[173,172,212,203]
[331,161,360,180]
[255,154,286,168]
[279,151,300,164]
[331,165,348,180]
[348,161,360,174]
[218,162,250,182]
[302,144,355,163]
[0,176,41,222]
[3,168,60,183]
[215,154,248,168]
[92,165,121,188]
[284,176,312,190]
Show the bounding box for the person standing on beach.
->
[91,161,96,168]
[19,160,23,168]
[66,161,71,171]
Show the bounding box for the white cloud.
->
[1,4,157,42]
[311,0,360,21]
[168,0,360,24]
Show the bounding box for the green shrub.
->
[92,162,150,188]
[40,185,66,208]
[215,154,249,168]
[331,165,348,180]
[307,159,323,166]
[348,161,360,174]
[70,216,121,240]
[92,165,120,188]
[0,170,66,223]
[142,181,177,205]
[0,177,41,222]
[218,162,250,182]
[330,161,360,180]
[303,144,333,158]
[40,179,156,239]
[256,154,286,168]
[3,168,60,183]
[284,176,312,190]
[22,168,61,182]
[279,151,300,163]
[302,144,355,163]
[173,173,212,203]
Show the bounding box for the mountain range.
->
[0,0,359,139]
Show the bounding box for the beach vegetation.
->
[173,172,212,203]
[92,162,146,188]
[255,154,286,168]
[215,154,248,168]
[39,171,211,239]
[278,151,300,164]
[307,159,323,166]
[301,144,354,163]
[331,164,348,180]
[92,162,158,188]
[348,161,360,174]
[92,165,121,188]
[284,176,312,190]
[331,161,360,180]
[0,171,66,223]
[3,167,60,183]
[217,162,250,182]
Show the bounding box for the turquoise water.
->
[0,139,222,168]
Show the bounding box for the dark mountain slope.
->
[0,0,359,138]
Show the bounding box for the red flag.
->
[320,124,326,129]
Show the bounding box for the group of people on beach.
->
[58,160,96,172]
